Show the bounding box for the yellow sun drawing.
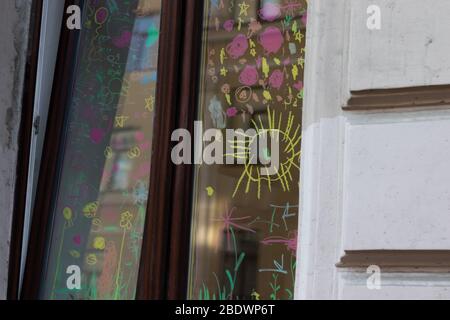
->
[229,107,301,199]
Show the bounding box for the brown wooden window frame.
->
[14,0,204,300]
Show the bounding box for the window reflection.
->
[40,0,161,300]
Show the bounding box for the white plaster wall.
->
[338,271,450,300]
[0,0,32,299]
[295,0,347,299]
[350,0,450,90]
[297,0,450,299]
[343,109,450,251]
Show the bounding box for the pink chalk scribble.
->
[223,19,234,32]
[301,13,308,26]
[95,7,109,25]
[214,207,256,249]
[268,70,284,89]
[239,65,259,86]
[226,107,239,118]
[259,26,284,55]
[293,81,304,91]
[261,231,298,256]
[259,2,306,23]
[135,131,145,142]
[258,3,281,22]
[226,34,249,59]
[90,128,105,144]
[247,19,262,38]
[113,30,132,48]
[73,235,82,246]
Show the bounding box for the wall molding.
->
[337,250,450,269]
[344,84,450,110]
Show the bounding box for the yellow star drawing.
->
[298,57,305,69]
[145,96,155,112]
[295,31,304,43]
[238,1,250,17]
[220,67,228,76]
[115,116,129,128]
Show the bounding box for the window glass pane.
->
[188,0,307,300]
[40,0,161,300]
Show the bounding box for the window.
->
[28,0,162,300]
[187,0,307,300]
[19,0,307,300]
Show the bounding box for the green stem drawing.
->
[200,226,246,300]
[269,273,280,300]
[51,224,67,300]
[113,228,127,300]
